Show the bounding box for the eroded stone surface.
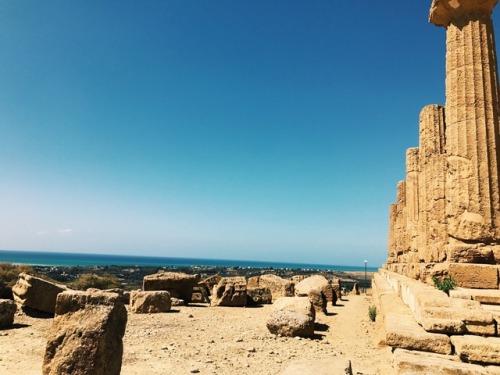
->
[0,299,16,328]
[130,290,171,313]
[143,272,200,303]
[43,290,127,375]
[12,273,67,314]
[211,277,247,307]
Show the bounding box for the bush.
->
[69,273,122,290]
[432,276,456,295]
[368,305,377,322]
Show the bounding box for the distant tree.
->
[69,273,122,290]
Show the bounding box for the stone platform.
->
[373,270,500,374]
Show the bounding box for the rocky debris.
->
[211,276,247,307]
[143,272,200,303]
[246,287,272,306]
[266,297,315,338]
[295,275,332,313]
[43,290,127,375]
[331,277,341,304]
[247,274,295,302]
[0,299,16,328]
[191,286,209,303]
[352,283,360,295]
[171,297,185,306]
[130,290,171,314]
[12,273,68,314]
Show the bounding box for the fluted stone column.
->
[406,148,420,260]
[430,1,500,247]
[417,105,448,262]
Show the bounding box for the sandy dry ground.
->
[0,293,393,374]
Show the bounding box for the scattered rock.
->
[130,290,171,314]
[0,299,16,328]
[211,277,247,307]
[12,273,68,314]
[247,287,272,306]
[266,297,315,338]
[247,274,294,301]
[143,272,200,303]
[43,290,127,375]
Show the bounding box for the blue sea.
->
[0,250,378,272]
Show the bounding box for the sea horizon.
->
[0,249,379,272]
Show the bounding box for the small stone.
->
[248,347,256,353]
[190,368,200,373]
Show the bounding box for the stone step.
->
[380,269,496,336]
[373,273,451,355]
[394,348,498,375]
[451,288,500,305]
[451,335,500,365]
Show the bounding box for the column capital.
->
[429,0,498,27]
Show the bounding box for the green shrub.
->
[69,273,121,290]
[368,305,377,322]
[432,276,456,295]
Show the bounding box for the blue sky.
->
[0,1,491,267]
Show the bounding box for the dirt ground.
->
[0,293,393,375]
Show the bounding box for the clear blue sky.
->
[1,1,492,267]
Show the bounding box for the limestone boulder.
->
[12,273,68,314]
[0,299,16,328]
[247,274,294,301]
[143,272,200,303]
[211,277,247,307]
[43,290,127,375]
[266,297,315,338]
[130,290,171,313]
[295,275,332,313]
[246,287,272,306]
[191,286,209,303]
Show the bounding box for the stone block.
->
[211,277,247,307]
[43,290,127,375]
[394,349,488,375]
[130,290,171,313]
[0,299,16,328]
[266,297,315,338]
[143,272,200,303]
[451,335,500,365]
[12,273,67,314]
[448,263,498,289]
[247,274,294,301]
[246,287,272,306]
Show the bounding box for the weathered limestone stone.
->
[12,273,67,314]
[451,335,500,365]
[246,287,272,306]
[394,348,489,375]
[247,274,294,301]
[211,276,247,307]
[130,290,171,313]
[448,263,499,289]
[295,275,333,313]
[266,297,315,338]
[450,288,500,305]
[198,274,222,295]
[143,272,200,303]
[372,273,452,354]
[0,299,16,328]
[43,290,127,375]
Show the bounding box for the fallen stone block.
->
[130,290,171,313]
[43,290,127,375]
[266,296,315,338]
[247,287,272,305]
[247,274,294,301]
[211,277,247,307]
[0,299,16,328]
[143,271,200,303]
[451,335,500,365]
[12,273,67,314]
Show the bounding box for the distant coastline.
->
[0,249,379,272]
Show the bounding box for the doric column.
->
[406,148,420,257]
[430,0,500,242]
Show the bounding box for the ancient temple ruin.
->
[387,0,500,288]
